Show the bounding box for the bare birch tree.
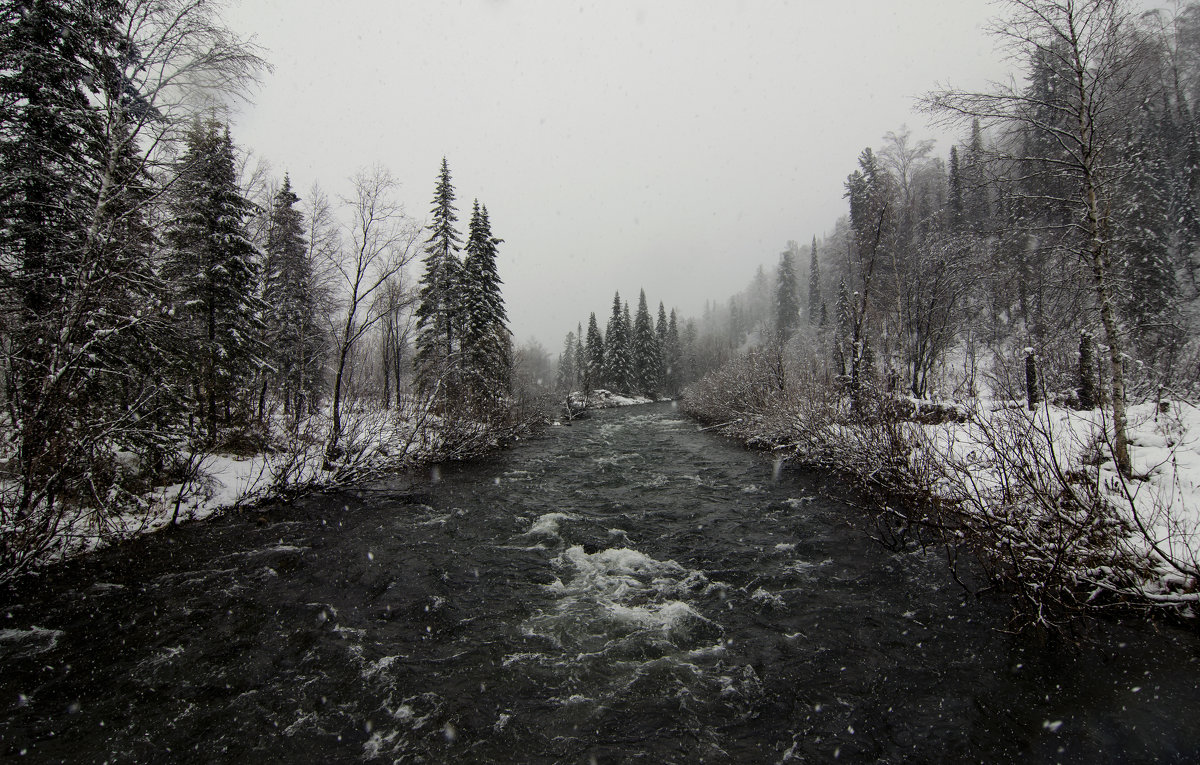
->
[923,0,1142,476]
[324,168,420,461]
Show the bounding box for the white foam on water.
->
[364,654,404,680]
[638,473,670,489]
[564,545,685,578]
[526,512,576,538]
[283,711,321,737]
[362,729,398,758]
[0,626,64,658]
[687,642,729,660]
[750,588,787,610]
[607,600,703,630]
[251,544,308,555]
[782,558,831,577]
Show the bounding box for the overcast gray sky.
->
[225,0,1013,347]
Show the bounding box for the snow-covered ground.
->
[682,369,1200,618]
[918,400,1200,606]
[568,389,657,410]
[3,401,528,578]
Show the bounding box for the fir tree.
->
[414,157,463,397]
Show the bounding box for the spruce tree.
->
[460,200,511,412]
[834,278,852,378]
[262,175,322,417]
[807,237,821,326]
[665,309,682,397]
[574,321,585,392]
[1078,330,1098,410]
[776,251,800,338]
[557,331,576,392]
[656,302,669,392]
[414,158,463,397]
[163,119,263,440]
[621,300,636,390]
[602,292,630,391]
[961,118,992,234]
[948,145,964,229]
[1117,120,1174,360]
[585,312,604,395]
[632,289,660,396]
[0,0,128,514]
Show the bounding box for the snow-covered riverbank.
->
[683,369,1200,628]
[2,401,537,580]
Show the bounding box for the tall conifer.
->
[807,237,821,326]
[585,312,604,395]
[414,158,463,396]
[460,200,511,411]
[164,120,263,439]
[632,289,660,396]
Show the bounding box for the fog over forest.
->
[223,0,1016,345]
[3,1,1200,761]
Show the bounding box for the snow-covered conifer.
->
[163,119,264,439]
[632,289,661,397]
[414,158,464,397]
[460,200,512,413]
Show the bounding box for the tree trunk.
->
[1089,227,1132,476]
[381,331,392,410]
[327,347,348,462]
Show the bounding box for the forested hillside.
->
[0,1,524,581]
[663,0,1200,629]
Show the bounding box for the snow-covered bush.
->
[683,352,1200,631]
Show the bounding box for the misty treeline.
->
[555,289,692,401]
[681,0,1200,629]
[700,0,1200,447]
[0,0,519,580]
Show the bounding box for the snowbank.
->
[919,400,1200,608]
[683,369,1199,624]
[3,400,535,579]
[567,389,656,411]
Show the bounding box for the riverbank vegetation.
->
[677,0,1200,630]
[0,1,539,583]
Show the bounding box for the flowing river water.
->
[1,403,1198,763]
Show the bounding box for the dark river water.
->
[2,403,1198,763]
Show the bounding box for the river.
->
[1,402,1198,763]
